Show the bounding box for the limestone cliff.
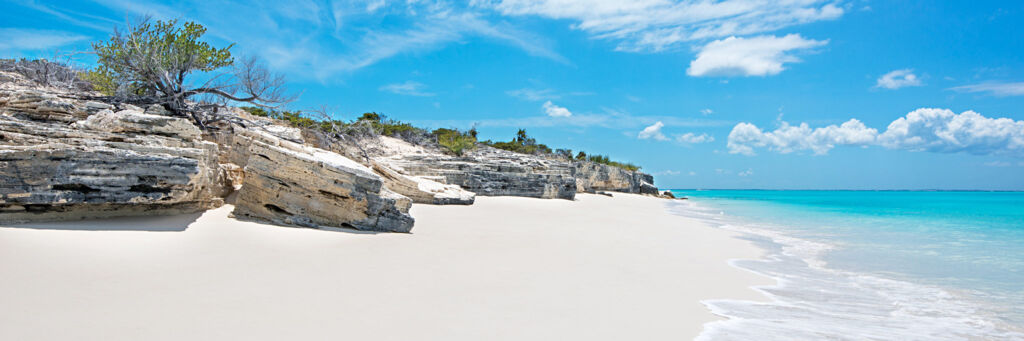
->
[353,135,577,200]
[573,161,658,195]
[0,86,229,222]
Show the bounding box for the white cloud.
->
[653,170,681,176]
[728,108,1024,156]
[877,108,1024,155]
[738,168,754,177]
[477,0,843,52]
[638,121,669,141]
[508,88,558,101]
[876,69,923,89]
[72,0,566,80]
[0,28,89,53]
[687,34,828,77]
[701,108,713,116]
[542,100,573,117]
[639,121,713,144]
[950,82,1024,97]
[984,161,1012,167]
[728,119,878,155]
[379,81,435,96]
[688,171,697,176]
[675,132,714,144]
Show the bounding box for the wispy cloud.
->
[0,28,89,54]
[675,132,714,144]
[950,82,1024,97]
[380,81,435,96]
[54,0,567,80]
[875,69,923,89]
[477,0,843,52]
[410,107,730,130]
[507,88,559,101]
[12,0,118,32]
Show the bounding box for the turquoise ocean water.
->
[666,190,1024,340]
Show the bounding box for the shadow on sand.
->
[0,212,204,232]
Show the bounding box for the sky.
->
[2,0,1023,190]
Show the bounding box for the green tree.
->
[93,18,292,127]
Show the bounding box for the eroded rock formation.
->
[231,131,415,232]
[0,91,229,222]
[573,161,658,195]
[356,136,577,200]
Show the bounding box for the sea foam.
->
[667,200,1024,340]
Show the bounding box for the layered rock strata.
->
[573,161,658,195]
[0,106,228,222]
[360,137,577,200]
[232,131,415,233]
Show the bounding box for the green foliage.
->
[92,19,234,97]
[359,112,381,122]
[433,128,477,156]
[482,129,552,155]
[575,151,587,160]
[240,106,316,128]
[356,112,425,138]
[79,68,117,96]
[586,154,641,171]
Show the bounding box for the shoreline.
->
[0,193,770,340]
[670,195,1024,340]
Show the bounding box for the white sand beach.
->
[0,193,770,340]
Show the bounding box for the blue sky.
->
[3,0,1023,190]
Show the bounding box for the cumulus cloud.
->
[638,121,669,141]
[379,81,435,96]
[542,100,572,117]
[738,169,754,177]
[675,132,714,144]
[876,69,923,89]
[728,119,877,155]
[876,108,1024,155]
[728,108,1024,156]
[950,82,1024,97]
[687,34,828,77]
[477,0,843,52]
[701,108,713,116]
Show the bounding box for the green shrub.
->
[482,129,551,155]
[587,154,640,171]
[239,106,316,128]
[434,128,477,156]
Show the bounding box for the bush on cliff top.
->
[433,128,477,156]
[92,18,293,127]
[481,129,552,155]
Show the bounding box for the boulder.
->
[232,132,415,233]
